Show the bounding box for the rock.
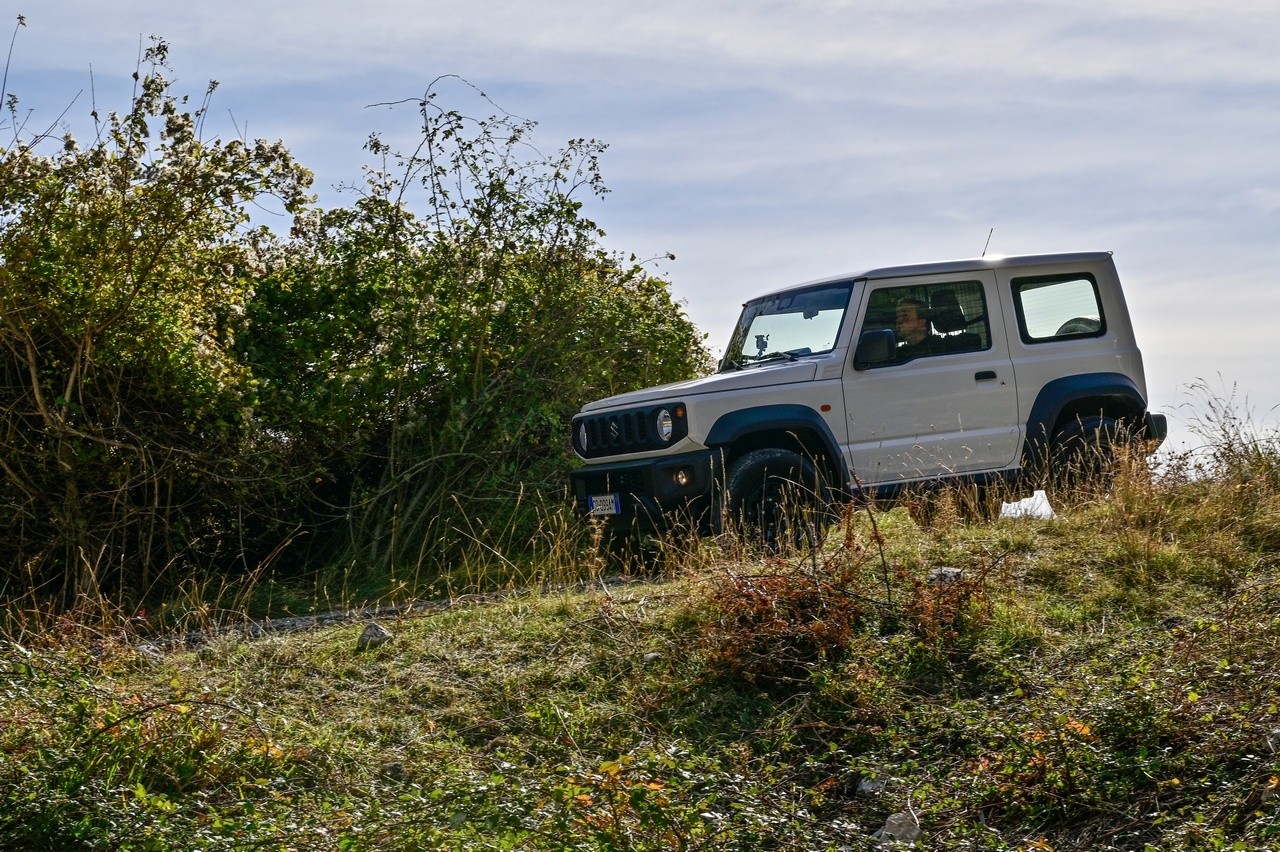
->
[134,642,166,666]
[927,566,963,586]
[1267,729,1280,753]
[856,775,887,797]
[874,811,922,846]
[357,621,393,651]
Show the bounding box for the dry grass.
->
[5,406,1280,849]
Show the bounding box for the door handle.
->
[975,370,997,381]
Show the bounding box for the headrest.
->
[929,290,967,333]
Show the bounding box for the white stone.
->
[1000,489,1056,520]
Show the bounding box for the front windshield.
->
[721,281,855,371]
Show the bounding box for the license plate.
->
[588,494,621,516]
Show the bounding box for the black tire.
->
[1048,415,1130,495]
[725,448,831,553]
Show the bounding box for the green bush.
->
[0,47,708,610]
[0,40,312,604]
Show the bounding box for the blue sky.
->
[8,1,1280,452]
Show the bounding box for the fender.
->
[706,404,850,488]
[1023,372,1148,461]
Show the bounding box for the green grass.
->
[6,437,1280,849]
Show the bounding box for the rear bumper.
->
[1143,412,1168,449]
[569,448,721,531]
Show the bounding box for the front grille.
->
[573,401,688,459]
[577,410,656,457]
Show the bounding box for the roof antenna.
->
[981,228,994,257]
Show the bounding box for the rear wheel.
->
[725,448,831,554]
[1048,415,1131,496]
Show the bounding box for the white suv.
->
[569,252,1166,542]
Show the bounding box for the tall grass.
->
[5,391,1280,849]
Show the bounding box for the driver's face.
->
[896,305,926,342]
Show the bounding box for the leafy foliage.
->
[243,81,708,579]
[0,50,707,607]
[0,40,313,602]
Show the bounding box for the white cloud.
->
[21,1,1280,90]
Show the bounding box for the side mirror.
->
[854,329,897,370]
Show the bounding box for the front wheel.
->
[725,448,831,554]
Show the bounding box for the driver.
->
[895,298,942,360]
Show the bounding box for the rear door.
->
[841,272,1020,484]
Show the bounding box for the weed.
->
[6,388,1280,848]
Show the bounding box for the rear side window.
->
[1012,273,1105,343]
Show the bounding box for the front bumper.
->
[569,448,721,531]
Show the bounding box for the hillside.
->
[4,439,1280,851]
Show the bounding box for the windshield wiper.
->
[753,348,812,364]
[723,347,813,372]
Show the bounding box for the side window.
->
[863,280,991,364]
[1012,273,1105,343]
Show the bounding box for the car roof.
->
[745,251,1114,302]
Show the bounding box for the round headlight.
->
[656,408,674,442]
[577,422,588,451]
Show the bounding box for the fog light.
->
[673,467,691,488]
